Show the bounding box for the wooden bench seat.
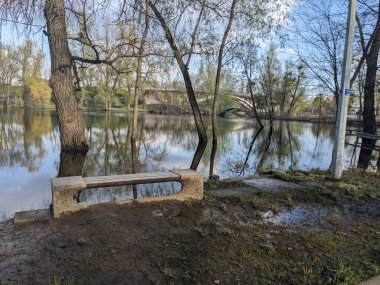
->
[84,172,181,188]
[51,170,203,218]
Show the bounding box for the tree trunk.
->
[190,140,207,170]
[287,69,302,118]
[150,1,208,147]
[257,124,273,171]
[239,126,263,176]
[131,60,141,143]
[131,0,150,144]
[248,80,263,128]
[131,139,138,198]
[210,0,238,177]
[142,91,146,110]
[280,91,286,118]
[126,85,131,112]
[358,18,380,169]
[362,27,379,135]
[6,90,9,109]
[44,0,88,151]
[58,150,87,177]
[131,0,149,196]
[358,71,364,118]
[287,122,294,169]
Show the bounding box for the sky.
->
[0,0,353,99]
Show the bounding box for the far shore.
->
[2,105,380,126]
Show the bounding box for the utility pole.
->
[331,0,357,179]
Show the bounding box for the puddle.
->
[342,204,380,216]
[262,204,380,226]
[262,206,328,226]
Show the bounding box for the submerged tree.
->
[44,0,88,150]
[131,0,150,144]
[209,0,239,178]
[149,0,209,170]
[1,0,89,150]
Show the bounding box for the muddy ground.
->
[0,170,379,285]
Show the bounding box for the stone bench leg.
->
[171,169,203,199]
[134,170,204,203]
[52,176,87,218]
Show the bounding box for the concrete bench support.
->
[51,169,203,218]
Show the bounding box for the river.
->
[0,109,363,218]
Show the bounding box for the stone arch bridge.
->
[143,88,253,116]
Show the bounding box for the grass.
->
[197,221,380,284]
[205,179,246,191]
[223,169,380,208]
[199,169,380,283]
[259,168,330,181]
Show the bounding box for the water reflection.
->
[0,109,377,217]
[78,182,181,206]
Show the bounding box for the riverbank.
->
[0,169,379,284]
[3,105,380,126]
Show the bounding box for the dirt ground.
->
[0,170,379,285]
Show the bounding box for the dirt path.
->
[1,171,380,284]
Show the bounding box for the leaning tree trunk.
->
[358,22,380,168]
[209,0,238,177]
[247,79,263,128]
[150,1,208,149]
[44,0,88,151]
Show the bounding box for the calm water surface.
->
[0,109,361,218]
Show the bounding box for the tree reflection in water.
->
[1,109,377,217]
[219,121,339,177]
[239,126,263,176]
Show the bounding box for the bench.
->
[51,169,203,218]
